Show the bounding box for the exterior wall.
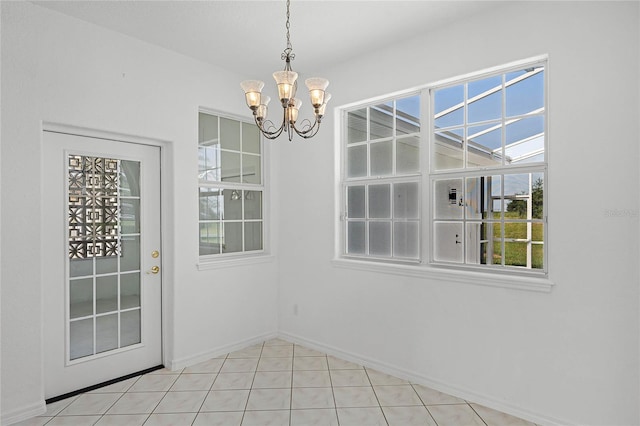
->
[276,2,640,425]
[0,2,278,422]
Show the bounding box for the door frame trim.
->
[41,121,174,387]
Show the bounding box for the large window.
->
[341,59,547,276]
[198,111,264,257]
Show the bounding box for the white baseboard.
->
[2,400,46,425]
[167,330,278,371]
[278,331,572,426]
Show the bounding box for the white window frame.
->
[197,108,273,270]
[334,56,553,292]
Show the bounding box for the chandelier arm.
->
[291,118,321,139]
[254,115,286,139]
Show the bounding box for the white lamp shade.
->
[305,77,329,108]
[317,93,332,116]
[273,71,298,103]
[256,95,271,121]
[288,97,303,123]
[240,80,264,109]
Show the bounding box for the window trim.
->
[335,55,552,291]
[197,108,271,269]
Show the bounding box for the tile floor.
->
[17,338,537,426]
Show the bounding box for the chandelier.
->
[240,0,331,141]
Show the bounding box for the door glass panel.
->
[121,310,141,347]
[67,154,143,361]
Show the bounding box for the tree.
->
[506,178,543,219]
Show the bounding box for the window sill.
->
[331,258,554,293]
[197,254,275,271]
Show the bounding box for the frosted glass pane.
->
[199,188,222,220]
[347,186,365,219]
[434,179,463,220]
[70,318,93,360]
[220,117,241,151]
[433,129,463,171]
[394,182,419,219]
[396,136,419,174]
[199,222,221,255]
[434,85,463,129]
[199,112,219,145]
[369,184,391,218]
[120,199,139,234]
[96,314,118,354]
[370,103,393,140]
[370,141,392,176]
[347,221,365,255]
[244,191,262,220]
[347,109,367,144]
[223,222,242,253]
[120,236,140,272]
[242,154,261,184]
[70,258,93,277]
[221,151,241,182]
[120,161,140,197]
[223,189,242,220]
[244,222,263,251]
[369,222,391,256]
[96,256,117,274]
[70,278,93,319]
[347,145,367,178]
[121,310,141,347]
[433,222,463,263]
[242,122,261,154]
[96,275,117,314]
[393,222,419,258]
[121,272,140,310]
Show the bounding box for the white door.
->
[43,130,162,399]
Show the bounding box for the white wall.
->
[0,2,278,422]
[277,2,640,425]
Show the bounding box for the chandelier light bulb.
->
[240,80,264,110]
[288,98,303,123]
[305,77,329,108]
[256,95,271,121]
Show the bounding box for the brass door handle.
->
[147,266,160,274]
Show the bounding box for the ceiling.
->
[33,1,499,78]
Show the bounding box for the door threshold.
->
[45,364,165,404]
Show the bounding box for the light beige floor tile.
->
[333,386,379,408]
[327,356,364,370]
[290,408,339,426]
[169,373,216,391]
[220,358,259,373]
[153,390,207,413]
[252,371,292,389]
[383,406,438,426]
[46,416,102,426]
[106,392,165,415]
[13,417,53,426]
[330,369,371,387]
[144,412,197,426]
[93,414,148,425]
[246,388,291,410]
[59,393,122,416]
[241,410,290,426]
[293,356,328,371]
[294,346,326,357]
[200,389,250,412]
[470,403,536,426]
[183,358,224,374]
[212,372,255,390]
[228,345,263,359]
[374,384,423,406]
[366,368,409,385]
[192,411,243,426]
[428,404,485,426]
[291,387,335,409]
[257,357,293,372]
[149,367,183,375]
[89,377,139,394]
[44,396,79,416]
[412,384,466,404]
[128,374,178,392]
[263,338,293,347]
[293,370,332,388]
[336,407,387,426]
[261,345,294,358]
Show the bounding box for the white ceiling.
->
[33,1,499,78]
